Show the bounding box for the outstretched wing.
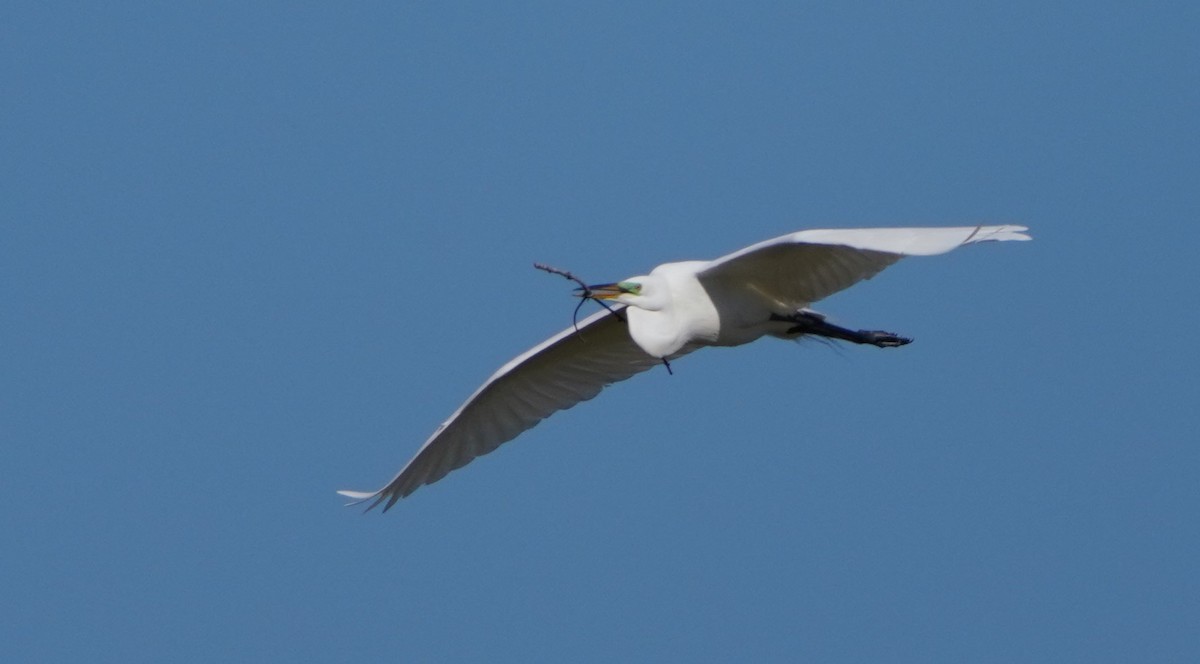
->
[339,306,664,510]
[698,225,1031,312]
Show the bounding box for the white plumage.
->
[340,225,1030,510]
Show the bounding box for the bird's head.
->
[576,277,666,311]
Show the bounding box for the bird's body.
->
[341,225,1030,510]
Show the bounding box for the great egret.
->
[341,225,1030,510]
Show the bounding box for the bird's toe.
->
[869,331,912,347]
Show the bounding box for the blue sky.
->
[3,2,1197,662]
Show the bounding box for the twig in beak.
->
[533,262,626,333]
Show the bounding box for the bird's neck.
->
[626,307,689,358]
[626,297,719,359]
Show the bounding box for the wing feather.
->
[698,225,1030,311]
[339,306,665,510]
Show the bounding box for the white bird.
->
[341,225,1030,510]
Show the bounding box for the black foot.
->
[774,310,912,348]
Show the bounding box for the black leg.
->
[771,310,912,348]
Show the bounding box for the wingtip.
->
[337,489,377,507]
[983,224,1032,242]
[961,224,1032,246]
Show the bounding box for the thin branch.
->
[533,262,590,291]
[533,262,625,333]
